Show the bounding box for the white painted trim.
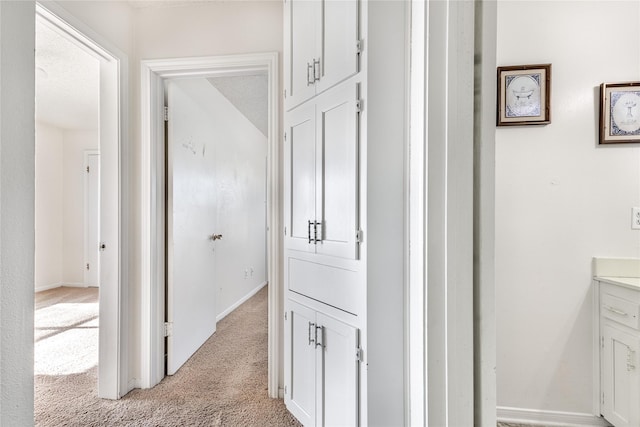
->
[61,282,88,288]
[593,279,603,418]
[140,53,280,399]
[83,149,100,288]
[35,283,65,293]
[473,1,498,426]
[497,406,611,427]
[408,0,426,425]
[35,1,130,399]
[216,281,268,323]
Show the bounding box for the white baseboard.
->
[35,282,98,293]
[35,282,63,293]
[63,282,91,288]
[498,407,611,427]
[216,281,267,323]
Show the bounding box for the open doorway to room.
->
[164,74,269,376]
[33,11,101,386]
[140,54,280,397]
[33,2,128,412]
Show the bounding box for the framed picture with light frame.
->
[599,82,640,144]
[497,64,551,126]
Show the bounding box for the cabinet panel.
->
[285,103,316,253]
[602,292,640,330]
[602,324,640,427]
[285,0,318,110]
[285,300,360,427]
[285,82,360,260]
[316,0,360,93]
[288,258,359,315]
[318,312,359,427]
[286,301,317,426]
[285,0,359,111]
[315,83,359,260]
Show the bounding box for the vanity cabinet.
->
[597,279,640,427]
[283,0,360,111]
[284,300,360,427]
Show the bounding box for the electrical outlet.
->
[633,207,640,230]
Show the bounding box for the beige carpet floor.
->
[35,285,301,427]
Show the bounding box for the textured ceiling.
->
[207,74,268,137]
[35,19,100,131]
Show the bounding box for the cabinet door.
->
[285,301,318,426]
[284,0,319,111]
[315,83,360,259]
[315,0,360,94]
[317,313,359,427]
[285,103,317,254]
[602,324,640,427]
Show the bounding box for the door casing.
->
[140,53,280,396]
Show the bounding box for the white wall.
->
[496,0,640,418]
[35,122,64,291]
[0,1,36,424]
[62,129,99,285]
[34,125,98,291]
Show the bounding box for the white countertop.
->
[595,276,640,291]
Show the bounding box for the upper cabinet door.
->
[315,0,360,94]
[315,82,359,260]
[285,0,319,111]
[284,102,317,254]
[285,0,360,111]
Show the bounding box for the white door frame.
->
[35,2,130,399]
[407,0,496,425]
[139,53,280,396]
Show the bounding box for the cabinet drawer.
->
[602,292,640,330]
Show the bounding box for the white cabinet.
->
[284,0,360,110]
[597,280,640,427]
[285,300,360,427]
[284,81,360,260]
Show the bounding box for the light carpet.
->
[35,285,301,427]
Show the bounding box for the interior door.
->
[167,79,219,375]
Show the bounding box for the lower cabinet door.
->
[286,301,318,426]
[602,324,640,427]
[285,300,360,427]
[317,313,359,427]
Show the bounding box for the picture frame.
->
[497,64,551,126]
[599,82,640,144]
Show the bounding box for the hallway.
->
[35,286,299,426]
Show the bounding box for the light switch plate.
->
[633,207,640,230]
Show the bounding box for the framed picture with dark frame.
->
[599,82,640,144]
[497,64,551,126]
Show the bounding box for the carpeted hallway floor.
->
[35,285,301,426]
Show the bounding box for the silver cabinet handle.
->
[308,322,316,346]
[315,325,324,348]
[313,58,321,82]
[307,62,314,86]
[604,304,628,317]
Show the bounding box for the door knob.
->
[210,234,223,241]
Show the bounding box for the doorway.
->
[140,53,280,396]
[34,3,128,400]
[165,76,269,376]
